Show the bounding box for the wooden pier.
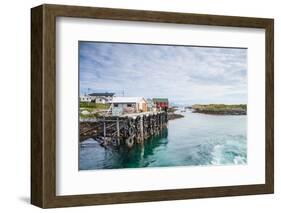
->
[80,111,168,148]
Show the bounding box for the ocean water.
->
[79,110,247,170]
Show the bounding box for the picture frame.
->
[31,4,274,208]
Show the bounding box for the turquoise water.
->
[79,110,247,170]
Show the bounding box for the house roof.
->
[153,98,169,103]
[88,92,114,97]
[112,97,146,104]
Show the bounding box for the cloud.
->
[79,42,247,105]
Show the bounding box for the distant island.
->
[192,104,247,115]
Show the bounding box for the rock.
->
[168,113,184,120]
[81,110,90,115]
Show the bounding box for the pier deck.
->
[80,111,168,148]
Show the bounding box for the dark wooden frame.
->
[31,4,274,208]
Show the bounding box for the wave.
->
[210,135,247,166]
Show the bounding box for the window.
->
[127,104,132,107]
[114,103,118,107]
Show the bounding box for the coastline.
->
[168,112,184,120]
[191,104,247,115]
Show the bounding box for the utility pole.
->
[87,88,90,106]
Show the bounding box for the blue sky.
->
[79,42,247,105]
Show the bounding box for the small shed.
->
[153,98,169,110]
[146,98,155,112]
[111,97,148,116]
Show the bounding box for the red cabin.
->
[153,98,169,110]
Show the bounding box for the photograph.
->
[78,41,248,170]
[30,4,274,208]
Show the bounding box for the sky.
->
[79,42,247,105]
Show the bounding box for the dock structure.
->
[80,111,168,148]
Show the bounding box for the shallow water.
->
[79,110,247,170]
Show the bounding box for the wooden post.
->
[140,115,144,142]
[103,117,106,144]
[116,117,120,145]
[160,113,162,130]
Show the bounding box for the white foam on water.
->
[211,144,224,165]
[210,136,247,166]
[234,156,247,165]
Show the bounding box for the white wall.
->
[0,0,279,212]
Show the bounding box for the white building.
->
[88,92,114,104]
[111,97,148,116]
[80,95,92,102]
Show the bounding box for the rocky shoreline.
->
[192,104,247,115]
[192,109,246,115]
[168,112,184,120]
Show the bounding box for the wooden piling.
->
[140,115,144,142]
[116,117,120,145]
[103,117,106,144]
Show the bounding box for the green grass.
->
[80,113,99,119]
[80,102,110,111]
[80,102,110,119]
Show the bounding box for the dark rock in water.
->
[168,113,184,120]
[80,122,100,142]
